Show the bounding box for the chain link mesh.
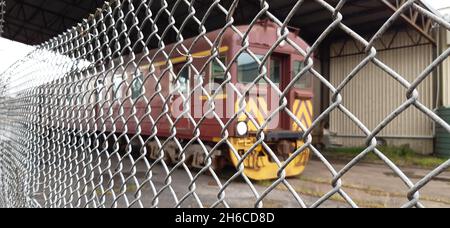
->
[0,0,450,208]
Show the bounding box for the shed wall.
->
[329,29,435,154]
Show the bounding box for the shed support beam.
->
[380,0,436,45]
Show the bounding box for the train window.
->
[293,61,312,89]
[173,64,190,95]
[77,85,83,105]
[65,87,72,105]
[96,79,104,102]
[270,57,282,85]
[211,56,227,85]
[131,71,144,100]
[237,53,264,83]
[113,75,123,99]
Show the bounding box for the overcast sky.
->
[1,0,450,74]
[0,38,34,74]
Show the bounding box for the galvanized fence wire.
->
[0,0,449,208]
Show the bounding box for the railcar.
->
[96,20,314,180]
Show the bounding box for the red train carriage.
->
[97,20,314,180]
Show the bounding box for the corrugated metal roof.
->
[2,0,106,44]
[0,0,437,45]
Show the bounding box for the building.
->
[435,4,450,157]
[327,27,436,154]
[1,0,449,155]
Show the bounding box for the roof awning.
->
[0,0,439,46]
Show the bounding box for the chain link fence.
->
[0,0,450,208]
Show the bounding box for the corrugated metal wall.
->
[442,59,450,107]
[313,57,322,120]
[328,29,435,153]
[436,29,450,157]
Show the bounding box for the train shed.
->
[0,0,446,154]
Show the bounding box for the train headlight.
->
[236,121,248,136]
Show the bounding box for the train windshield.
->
[237,53,264,83]
[293,61,312,89]
[237,53,281,85]
[270,57,282,85]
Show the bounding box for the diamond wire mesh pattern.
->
[0,0,449,208]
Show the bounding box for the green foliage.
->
[326,145,447,169]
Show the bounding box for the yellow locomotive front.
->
[223,22,314,180]
[226,54,313,180]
